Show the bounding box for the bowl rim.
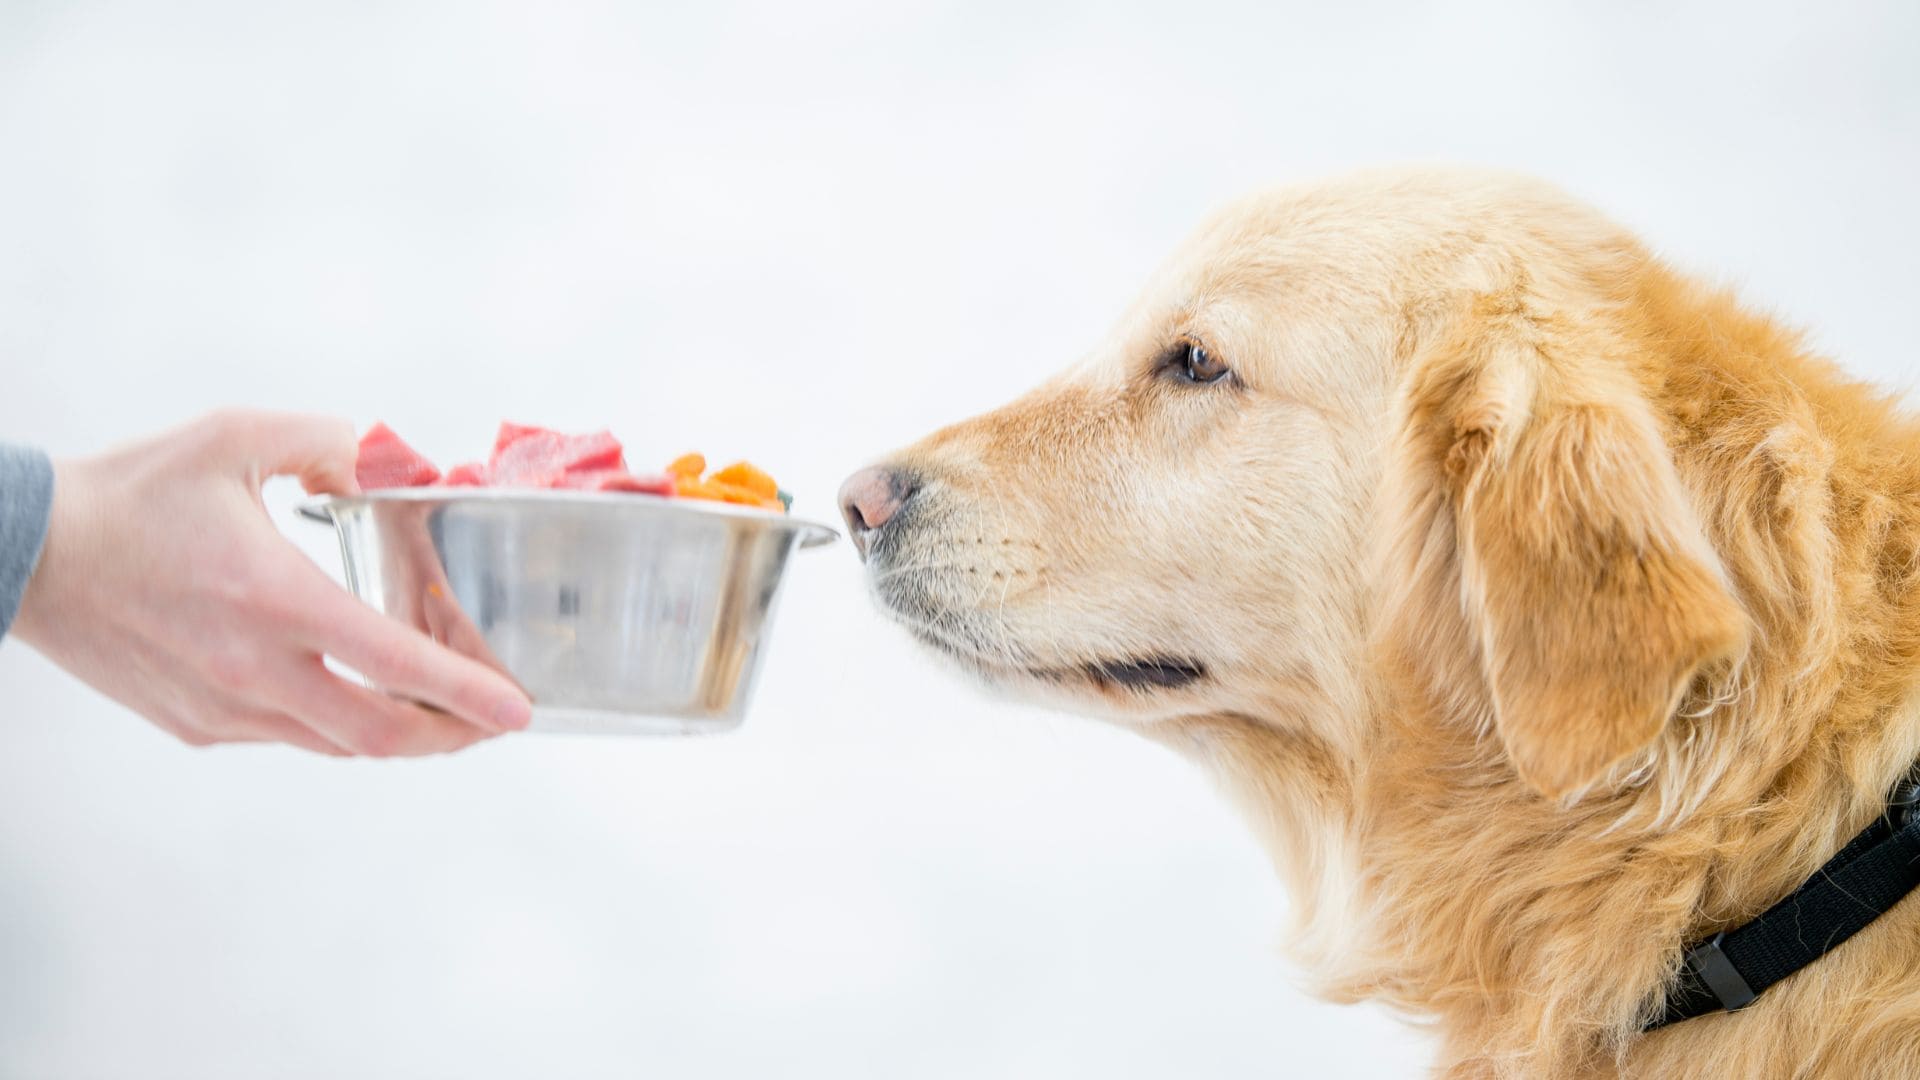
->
[298,488,840,548]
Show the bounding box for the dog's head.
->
[843,168,1748,799]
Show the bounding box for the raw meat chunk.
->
[489,426,626,484]
[552,469,675,495]
[441,462,490,486]
[491,421,547,456]
[355,422,442,489]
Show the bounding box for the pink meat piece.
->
[360,421,670,497]
[441,462,491,487]
[355,422,442,489]
[491,421,548,456]
[489,427,626,485]
[552,469,675,495]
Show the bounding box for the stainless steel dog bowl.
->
[300,489,837,735]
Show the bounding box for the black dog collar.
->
[1646,768,1920,1030]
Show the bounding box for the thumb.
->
[219,410,362,496]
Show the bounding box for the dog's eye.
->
[1174,342,1230,385]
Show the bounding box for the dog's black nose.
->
[838,466,917,559]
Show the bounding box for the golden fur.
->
[853,167,1920,1077]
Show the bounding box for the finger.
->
[205,409,361,496]
[422,576,511,672]
[300,584,534,733]
[219,710,356,757]
[273,657,502,758]
[264,413,361,496]
[169,702,355,757]
[271,555,535,732]
[149,708,219,748]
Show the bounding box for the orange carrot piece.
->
[668,455,784,511]
[711,461,778,499]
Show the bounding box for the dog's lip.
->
[905,630,1209,693]
[1056,657,1208,691]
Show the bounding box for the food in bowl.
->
[354,421,791,509]
[311,420,836,734]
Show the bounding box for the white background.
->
[1,2,1914,1077]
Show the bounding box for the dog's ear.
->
[1382,288,1748,798]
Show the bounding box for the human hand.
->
[12,409,533,756]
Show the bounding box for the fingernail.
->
[492,696,533,731]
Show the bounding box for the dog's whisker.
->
[868,556,976,586]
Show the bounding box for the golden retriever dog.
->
[838,168,1920,1078]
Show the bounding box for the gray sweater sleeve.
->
[0,444,55,641]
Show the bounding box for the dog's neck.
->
[1157,360,1920,1077]
[1165,683,1920,1077]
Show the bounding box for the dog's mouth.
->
[1008,656,1209,693]
[867,539,1207,695]
[899,614,1209,695]
[1077,657,1208,690]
